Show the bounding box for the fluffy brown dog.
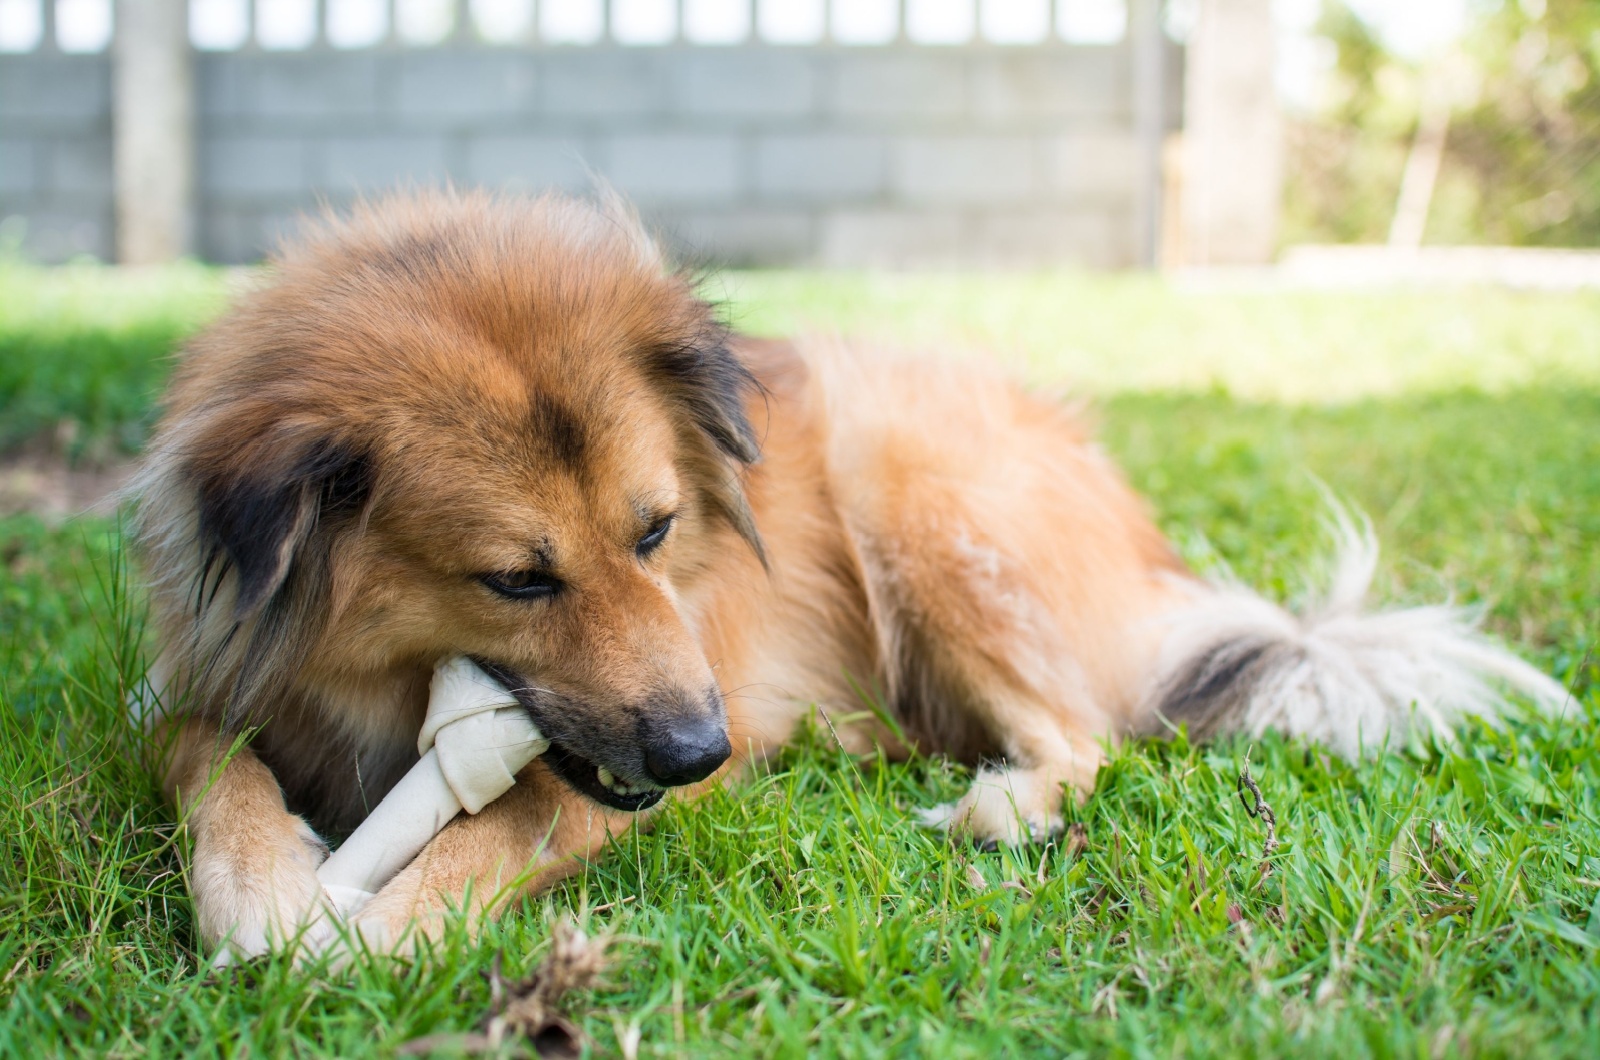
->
[133,191,1562,960]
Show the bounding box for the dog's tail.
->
[1140,511,1568,760]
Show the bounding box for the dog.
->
[131,190,1564,960]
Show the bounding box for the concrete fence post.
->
[40,0,57,50]
[1130,0,1166,268]
[113,0,195,263]
[1180,0,1281,266]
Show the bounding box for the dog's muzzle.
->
[474,659,731,812]
[641,711,732,787]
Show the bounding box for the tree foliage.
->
[1285,0,1600,247]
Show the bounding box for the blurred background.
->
[2,1,1598,504]
[2,0,1594,274]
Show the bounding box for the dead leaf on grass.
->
[1064,822,1088,860]
[398,919,609,1058]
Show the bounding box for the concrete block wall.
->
[0,54,114,260]
[2,41,1180,266]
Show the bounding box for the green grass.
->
[5,262,1600,456]
[715,271,1600,401]
[0,262,231,460]
[2,267,1598,1057]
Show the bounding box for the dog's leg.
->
[857,516,1115,846]
[163,716,330,962]
[840,474,1124,846]
[342,760,637,954]
[916,695,1105,847]
[829,376,1183,847]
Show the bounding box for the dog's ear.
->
[650,332,762,466]
[645,324,768,566]
[192,435,373,618]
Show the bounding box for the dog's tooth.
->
[597,766,615,789]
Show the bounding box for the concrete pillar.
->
[1180,0,1281,266]
[1130,0,1165,268]
[114,0,195,263]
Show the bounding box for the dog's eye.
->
[637,514,675,557]
[482,570,562,600]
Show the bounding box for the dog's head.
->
[139,192,766,811]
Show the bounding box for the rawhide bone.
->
[316,656,548,918]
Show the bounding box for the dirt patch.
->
[0,455,135,522]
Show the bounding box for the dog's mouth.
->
[541,739,665,813]
[469,658,668,813]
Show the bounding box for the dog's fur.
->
[132,191,1565,959]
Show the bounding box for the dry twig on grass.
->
[399,919,609,1058]
[1237,749,1279,883]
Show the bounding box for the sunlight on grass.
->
[715,271,1600,402]
[5,263,1600,461]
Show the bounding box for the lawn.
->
[2,263,1598,1057]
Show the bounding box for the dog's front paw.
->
[919,767,1066,847]
[320,866,441,961]
[190,814,330,964]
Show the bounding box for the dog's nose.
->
[643,715,731,787]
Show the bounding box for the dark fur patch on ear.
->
[645,312,769,566]
[706,469,769,571]
[194,438,373,618]
[650,325,763,465]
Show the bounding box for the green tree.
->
[1441,0,1600,245]
[1283,0,1600,247]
